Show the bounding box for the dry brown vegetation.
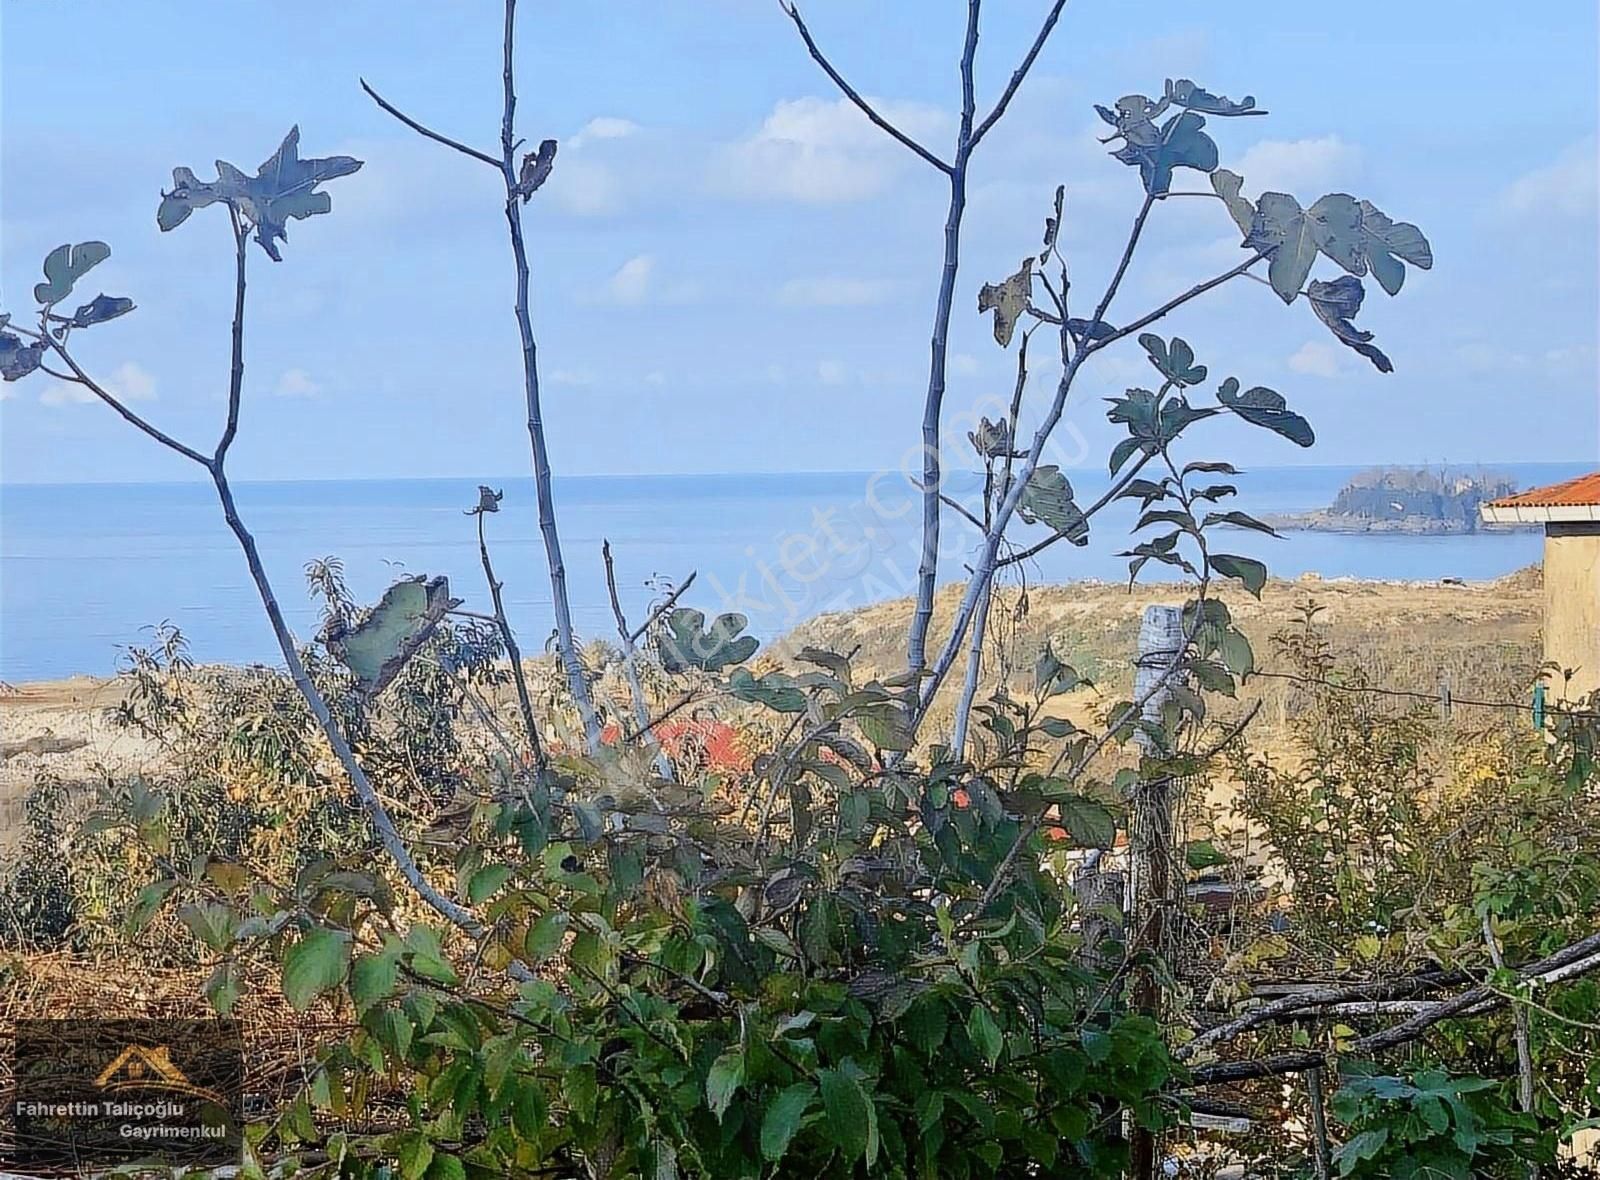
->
[786,568,1543,750]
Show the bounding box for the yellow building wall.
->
[1545,523,1600,700]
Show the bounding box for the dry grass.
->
[785,568,1543,750]
[0,952,347,1168]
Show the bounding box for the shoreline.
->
[1260,513,1538,536]
[1,568,1545,857]
[0,568,1541,693]
[0,569,1542,693]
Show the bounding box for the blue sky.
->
[2,0,1595,484]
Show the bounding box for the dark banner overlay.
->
[9,1018,243,1167]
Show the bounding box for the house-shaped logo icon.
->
[93,1044,222,1104]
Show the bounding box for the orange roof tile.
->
[1486,472,1600,509]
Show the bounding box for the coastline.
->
[1260,512,1538,536]
[3,568,1545,856]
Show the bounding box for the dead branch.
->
[777,2,953,174]
[603,540,674,780]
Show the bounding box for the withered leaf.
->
[977,258,1033,348]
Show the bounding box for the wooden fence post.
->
[1129,604,1186,1180]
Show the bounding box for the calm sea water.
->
[0,463,1587,683]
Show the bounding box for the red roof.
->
[1486,472,1600,509]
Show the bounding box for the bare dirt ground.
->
[0,677,163,857]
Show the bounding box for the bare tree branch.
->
[43,342,212,468]
[1088,193,1154,330]
[371,0,600,753]
[950,582,995,758]
[906,0,983,683]
[969,0,1069,148]
[360,78,501,168]
[778,2,953,174]
[1188,927,1600,1086]
[475,506,549,775]
[1180,972,1469,1060]
[629,571,698,646]
[1087,252,1267,354]
[951,323,1031,755]
[603,540,674,780]
[1483,911,1538,1164]
[998,448,1159,568]
[214,210,249,462]
[493,0,602,751]
[939,493,987,533]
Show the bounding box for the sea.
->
[0,462,1588,683]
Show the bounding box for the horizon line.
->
[1,457,1593,490]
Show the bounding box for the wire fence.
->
[1246,668,1599,721]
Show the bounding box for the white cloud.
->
[570,117,640,148]
[644,370,666,386]
[1542,344,1597,375]
[543,119,645,216]
[40,383,94,406]
[1454,341,1594,379]
[817,360,847,386]
[548,369,596,387]
[1288,341,1342,378]
[40,360,155,407]
[275,368,321,398]
[605,254,656,304]
[950,353,980,377]
[715,96,950,203]
[1502,139,1598,218]
[1235,135,1361,195]
[777,276,898,307]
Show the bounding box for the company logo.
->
[8,1018,244,1167]
[93,1042,227,1105]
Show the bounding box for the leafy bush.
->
[1329,1066,1549,1179]
[95,637,1215,1177]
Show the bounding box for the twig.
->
[1179,969,1469,1060]
[1088,193,1154,330]
[360,78,501,168]
[629,571,697,645]
[939,493,987,533]
[969,0,1070,148]
[495,0,602,752]
[43,341,211,467]
[950,326,1035,756]
[48,179,532,983]
[1483,911,1537,1149]
[777,2,953,174]
[1305,1066,1332,1180]
[603,540,673,780]
[628,689,706,745]
[950,583,994,758]
[997,448,1159,568]
[1189,927,1600,1086]
[1086,252,1267,355]
[475,507,549,774]
[214,210,249,461]
[919,245,1275,716]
